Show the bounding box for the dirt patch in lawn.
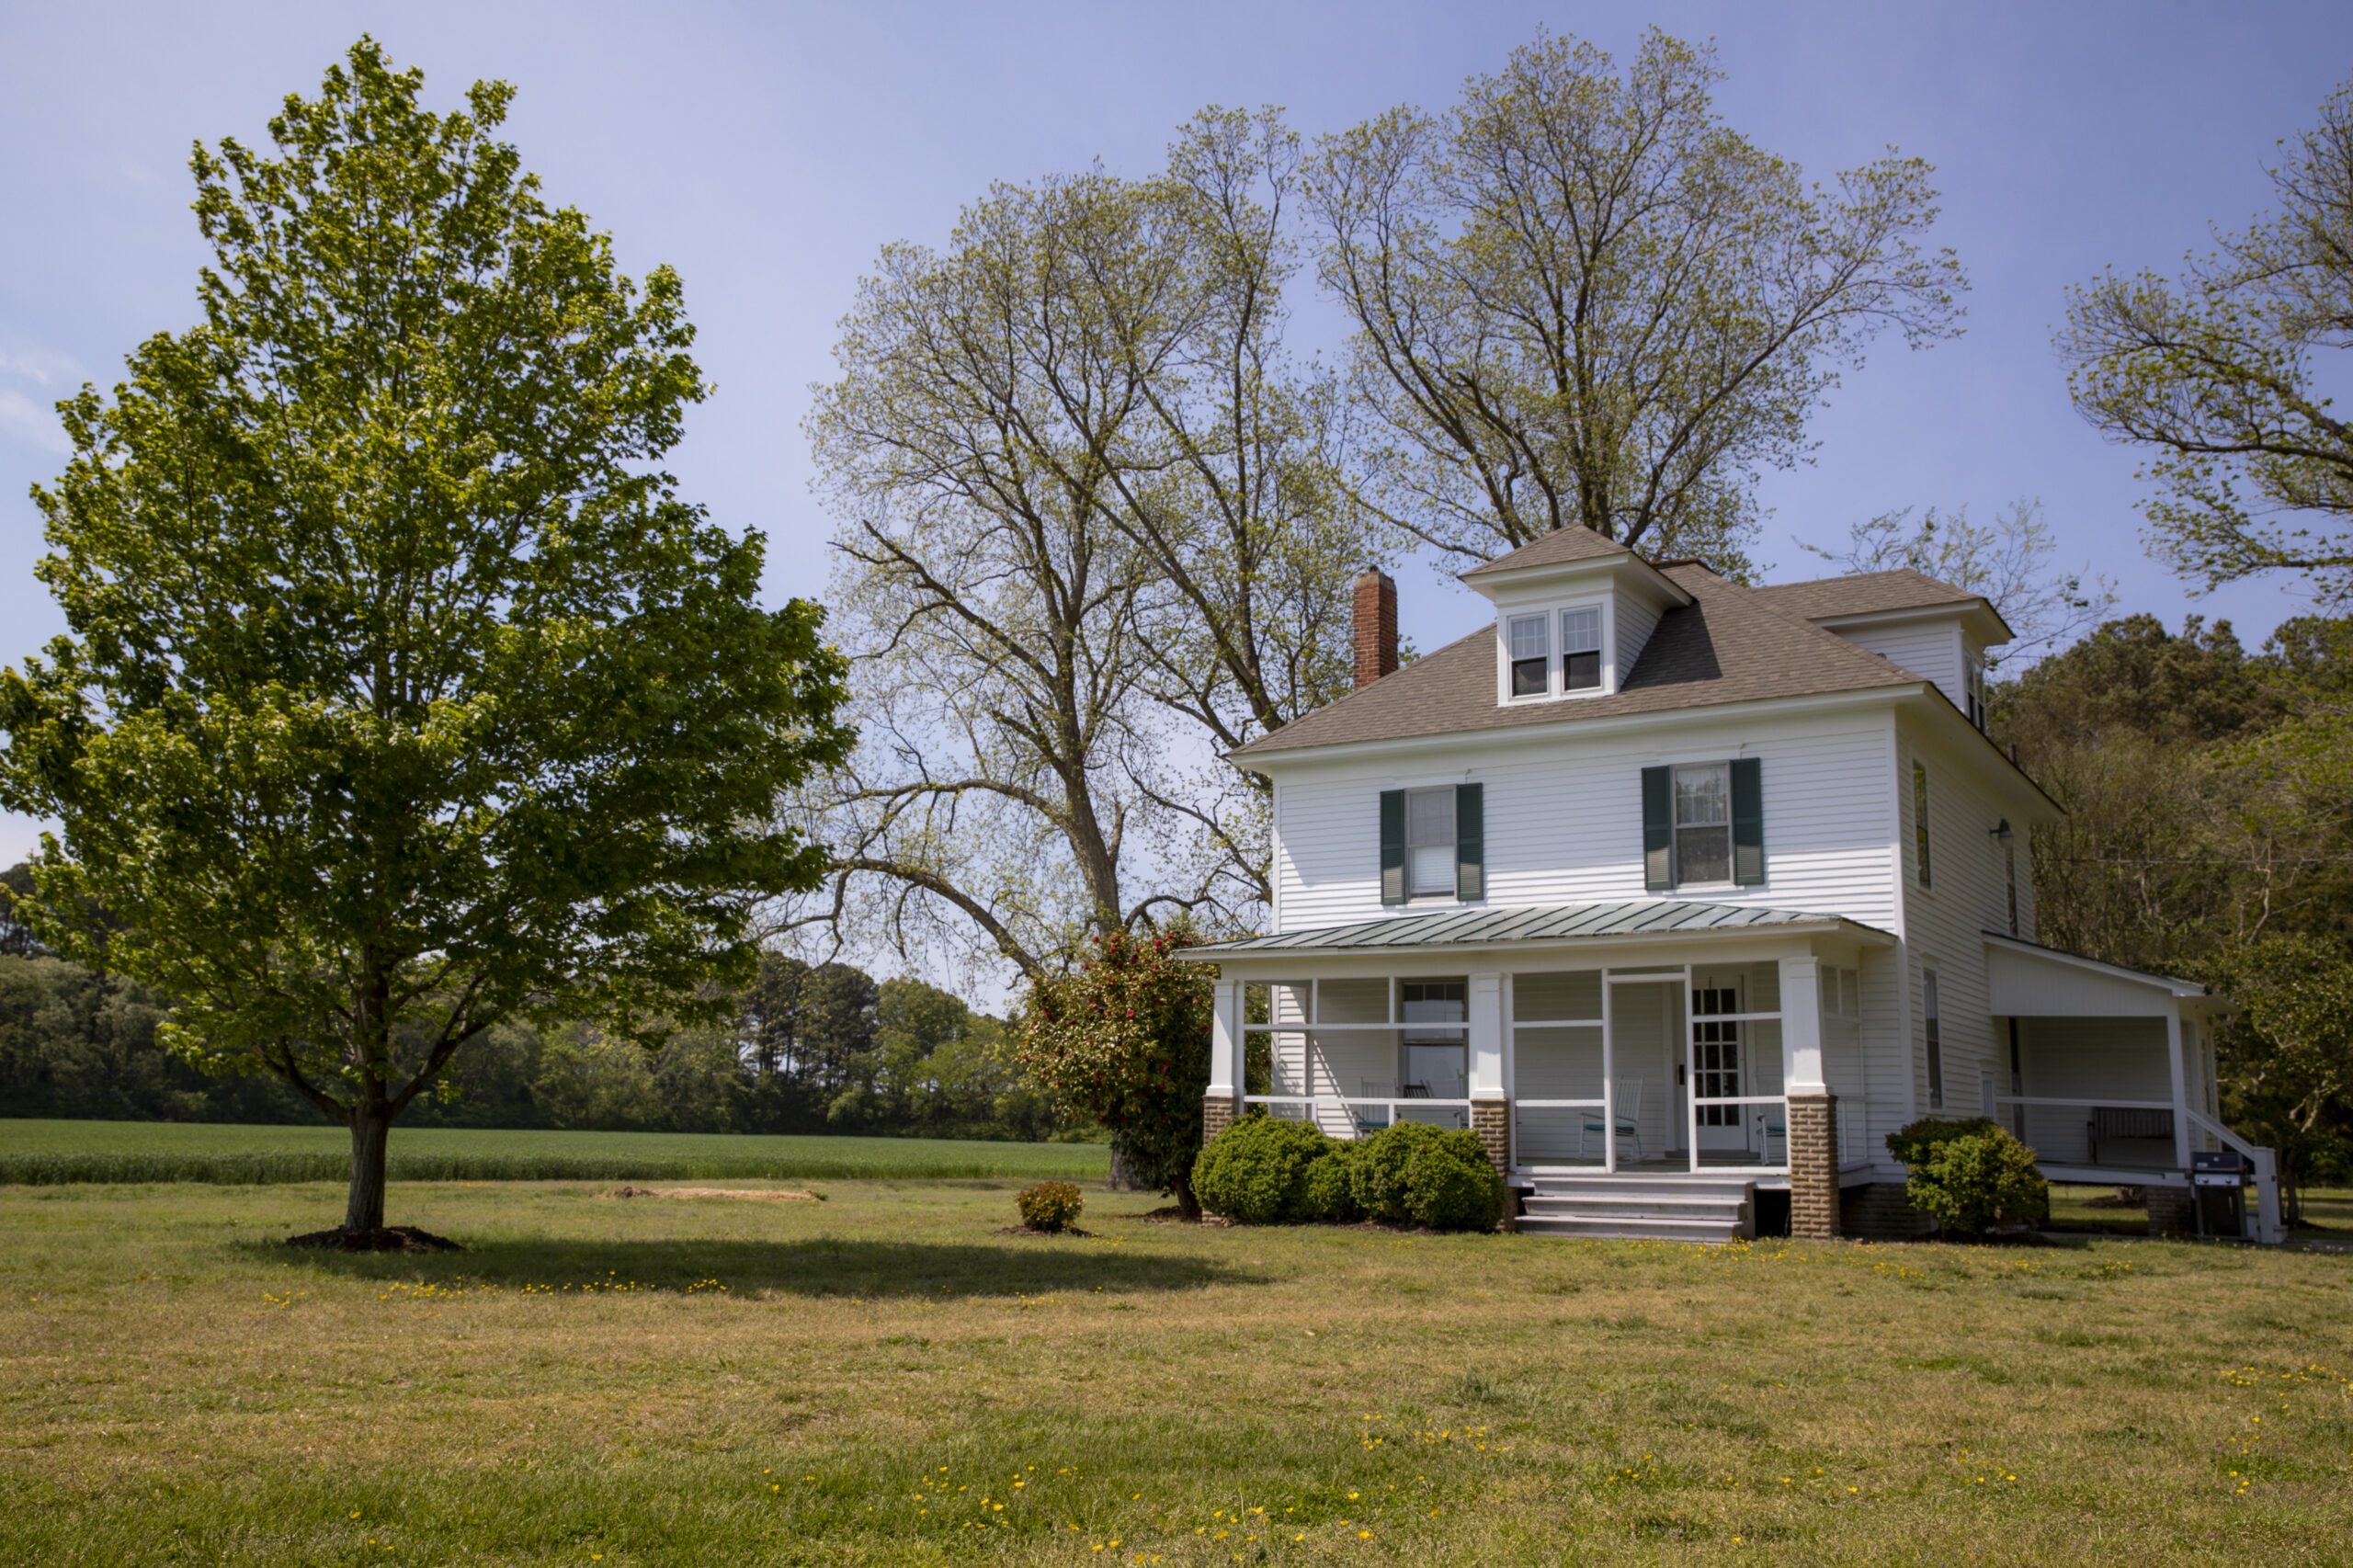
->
[605,1185,824,1203]
[284,1224,461,1253]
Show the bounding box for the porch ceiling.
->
[1180,900,1886,960]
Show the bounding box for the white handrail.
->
[1514,1097,1606,1109]
[1994,1095,2174,1112]
[2186,1105,2284,1244]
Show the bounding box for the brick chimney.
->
[1352,569,1398,689]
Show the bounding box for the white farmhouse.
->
[1180,524,2283,1243]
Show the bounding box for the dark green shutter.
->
[1731,756,1765,886]
[1641,766,1673,892]
[1454,782,1484,902]
[1379,789,1406,905]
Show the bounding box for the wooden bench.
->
[2088,1106,2175,1164]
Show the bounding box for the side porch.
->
[1984,933,2283,1244]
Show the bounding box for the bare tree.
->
[800,130,1373,976]
[2063,82,2353,605]
[1801,499,2117,667]
[1306,28,1967,573]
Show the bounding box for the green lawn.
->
[0,1119,1110,1185]
[1,1179,2348,1564]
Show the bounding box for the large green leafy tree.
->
[0,40,852,1240]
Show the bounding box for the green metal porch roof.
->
[1180,901,1875,958]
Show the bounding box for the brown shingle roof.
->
[1457,522,1632,577]
[1234,562,1922,759]
[1748,568,1982,622]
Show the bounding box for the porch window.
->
[1820,965,1859,1019]
[1400,980,1468,1098]
[1924,970,1944,1109]
[1561,607,1603,692]
[1405,787,1456,897]
[1913,763,1933,888]
[1506,614,1547,698]
[1672,763,1733,885]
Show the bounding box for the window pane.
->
[1674,764,1729,826]
[1406,788,1454,845]
[1510,656,1547,697]
[1677,824,1731,883]
[1560,607,1601,652]
[1507,614,1547,660]
[1411,844,1455,894]
[1563,649,1601,690]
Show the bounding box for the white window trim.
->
[1495,594,1617,706]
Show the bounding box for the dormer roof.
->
[1457,521,1694,608]
[1750,568,2014,644]
[1233,560,1915,760]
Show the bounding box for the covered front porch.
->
[1187,903,1890,1237]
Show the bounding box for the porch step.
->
[1515,1173,1756,1244]
[1515,1213,1749,1243]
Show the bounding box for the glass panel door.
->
[1691,983,1747,1153]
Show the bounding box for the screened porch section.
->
[1243,978,1473,1137]
[1509,962,1790,1173]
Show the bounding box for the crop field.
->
[0,1119,1110,1186]
[2,1176,2349,1565]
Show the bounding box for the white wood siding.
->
[1271,708,1903,934]
[1617,593,1662,683]
[1838,619,1966,710]
[1894,711,2017,1132]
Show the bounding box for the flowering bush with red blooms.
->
[1018,924,1214,1219]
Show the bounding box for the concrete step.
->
[1527,1176,1754,1199]
[1515,1213,1746,1242]
[1521,1192,1747,1218]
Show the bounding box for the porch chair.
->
[1580,1079,1644,1162]
[1355,1078,1396,1139]
[1758,1108,1788,1163]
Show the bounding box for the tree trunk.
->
[344,1106,391,1233]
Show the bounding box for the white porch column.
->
[1468,971,1505,1098]
[1468,971,1509,1181]
[1208,976,1244,1098]
[1778,953,1827,1096]
[2165,1008,2192,1170]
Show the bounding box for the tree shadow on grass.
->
[264,1235,1260,1298]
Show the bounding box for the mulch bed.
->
[992,1224,1094,1237]
[606,1186,823,1203]
[284,1225,462,1253]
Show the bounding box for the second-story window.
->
[1672,762,1733,884]
[2005,839,2018,935]
[1506,614,1548,698]
[1964,653,1988,732]
[1406,786,1457,897]
[1561,607,1602,692]
[1923,969,1944,1109]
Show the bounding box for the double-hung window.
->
[1923,970,1944,1109]
[1671,762,1733,885]
[1964,654,1988,732]
[1405,786,1457,898]
[1506,615,1548,698]
[1913,763,1933,888]
[1561,607,1602,692]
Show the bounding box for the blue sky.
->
[3,2,2349,869]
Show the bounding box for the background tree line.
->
[0,874,1063,1141]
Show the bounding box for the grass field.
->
[0,1119,1110,1186]
[2,1179,2349,1564]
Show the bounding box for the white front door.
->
[1690,982,1750,1155]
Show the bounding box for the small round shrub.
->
[1016,1180,1085,1233]
[1402,1128,1505,1231]
[1890,1119,2046,1236]
[1302,1143,1361,1223]
[1190,1115,1334,1223]
[1886,1115,2002,1168]
[1347,1119,1449,1222]
[1346,1121,1500,1230]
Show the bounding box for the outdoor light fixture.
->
[1989,818,2013,842]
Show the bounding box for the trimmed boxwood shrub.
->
[1348,1121,1502,1232]
[1302,1142,1361,1223]
[1888,1116,2047,1235]
[1191,1115,1332,1223]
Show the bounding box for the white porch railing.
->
[1241,1095,1472,1133]
[1992,1094,2284,1244]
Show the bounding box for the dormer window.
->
[1562,607,1602,692]
[1506,614,1548,698]
[1496,597,1613,703]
